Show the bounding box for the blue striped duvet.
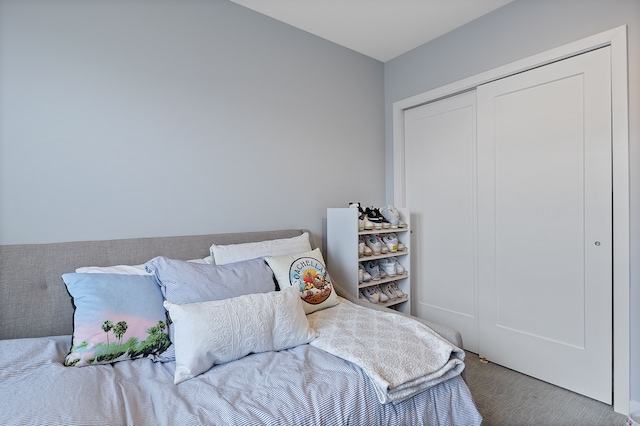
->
[0,335,482,425]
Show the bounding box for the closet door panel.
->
[404,91,478,352]
[477,46,612,403]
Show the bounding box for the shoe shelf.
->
[326,207,411,315]
[359,249,409,262]
[357,272,409,289]
[378,294,409,309]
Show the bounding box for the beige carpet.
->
[463,351,627,426]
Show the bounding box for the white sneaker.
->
[389,282,405,298]
[365,235,382,255]
[364,261,381,280]
[395,261,405,275]
[370,285,389,302]
[373,235,389,254]
[380,283,397,300]
[361,287,379,303]
[382,233,398,252]
[378,258,397,278]
[380,205,400,228]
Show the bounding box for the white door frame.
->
[392,25,630,415]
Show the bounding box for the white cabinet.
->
[326,207,410,314]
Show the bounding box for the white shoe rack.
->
[326,207,410,313]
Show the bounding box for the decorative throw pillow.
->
[62,273,170,367]
[265,248,339,314]
[143,256,277,362]
[165,287,316,384]
[210,232,311,265]
[144,256,277,304]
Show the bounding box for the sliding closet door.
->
[477,47,612,403]
[404,91,478,352]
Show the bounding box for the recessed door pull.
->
[595,241,601,246]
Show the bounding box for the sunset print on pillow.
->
[62,273,171,367]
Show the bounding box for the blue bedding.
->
[0,335,482,426]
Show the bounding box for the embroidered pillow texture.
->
[62,273,170,367]
[265,248,339,314]
[164,287,316,384]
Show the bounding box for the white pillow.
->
[76,257,212,274]
[75,264,152,275]
[265,248,339,315]
[209,232,311,265]
[164,287,316,384]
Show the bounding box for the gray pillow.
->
[144,256,277,304]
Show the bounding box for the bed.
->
[0,229,482,425]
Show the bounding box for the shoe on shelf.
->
[350,202,367,231]
[376,208,391,229]
[382,233,398,252]
[363,214,374,230]
[359,236,374,257]
[380,283,397,300]
[389,281,405,298]
[365,235,382,255]
[370,284,389,302]
[378,258,397,278]
[380,205,400,228]
[395,260,405,275]
[397,242,406,251]
[364,260,381,281]
[361,287,379,303]
[365,207,383,230]
[359,263,372,282]
[375,235,389,254]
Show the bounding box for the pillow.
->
[75,264,152,275]
[164,287,316,384]
[75,257,212,275]
[144,256,276,304]
[62,273,170,367]
[210,232,312,265]
[265,248,339,314]
[143,256,277,362]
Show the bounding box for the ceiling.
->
[230,0,513,62]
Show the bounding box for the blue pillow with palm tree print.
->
[62,273,170,367]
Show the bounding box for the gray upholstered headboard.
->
[0,229,314,341]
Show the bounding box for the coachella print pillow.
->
[265,248,339,314]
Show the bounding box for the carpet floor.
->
[463,351,628,426]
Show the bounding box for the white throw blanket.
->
[306,297,465,405]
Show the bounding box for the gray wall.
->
[384,0,640,408]
[0,0,386,245]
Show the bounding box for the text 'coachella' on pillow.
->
[265,248,339,315]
